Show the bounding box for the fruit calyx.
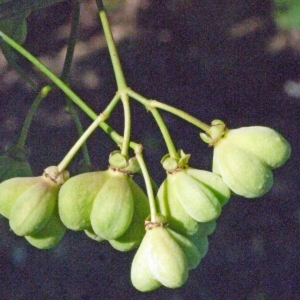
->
[200,119,227,146]
[108,151,140,174]
[43,166,69,186]
[145,214,168,230]
[161,150,191,173]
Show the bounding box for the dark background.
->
[0,0,300,299]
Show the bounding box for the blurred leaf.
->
[273,0,300,29]
[0,0,65,21]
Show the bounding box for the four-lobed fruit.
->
[0,166,69,248]
[9,175,58,236]
[156,167,230,236]
[131,225,191,292]
[212,126,291,198]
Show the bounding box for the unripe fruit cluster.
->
[0,121,291,292]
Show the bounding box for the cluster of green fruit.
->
[0,121,291,291]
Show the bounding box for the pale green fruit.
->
[185,168,230,206]
[84,228,105,242]
[0,176,41,218]
[91,169,134,240]
[131,226,188,291]
[25,208,66,249]
[212,126,291,198]
[224,127,291,168]
[213,139,273,198]
[59,170,110,230]
[167,228,201,270]
[167,170,222,222]
[109,180,149,251]
[9,176,58,236]
[156,179,198,236]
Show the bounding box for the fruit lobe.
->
[59,170,110,230]
[90,169,134,240]
[9,176,58,236]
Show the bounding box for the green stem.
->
[134,145,157,221]
[57,113,105,172]
[127,89,211,134]
[96,1,127,90]
[120,91,131,157]
[97,1,132,156]
[58,92,121,172]
[0,31,130,148]
[150,108,178,159]
[16,85,52,149]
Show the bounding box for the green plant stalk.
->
[16,85,52,149]
[97,1,132,158]
[0,31,131,149]
[134,146,157,221]
[97,1,127,90]
[57,113,104,172]
[127,89,211,134]
[120,91,131,157]
[57,92,121,172]
[150,108,179,159]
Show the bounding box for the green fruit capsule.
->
[9,176,58,236]
[212,125,291,198]
[9,167,68,236]
[0,176,41,218]
[156,179,199,236]
[25,208,66,249]
[91,169,134,240]
[167,170,222,222]
[109,180,149,251]
[213,139,273,198]
[131,226,188,292]
[59,170,110,230]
